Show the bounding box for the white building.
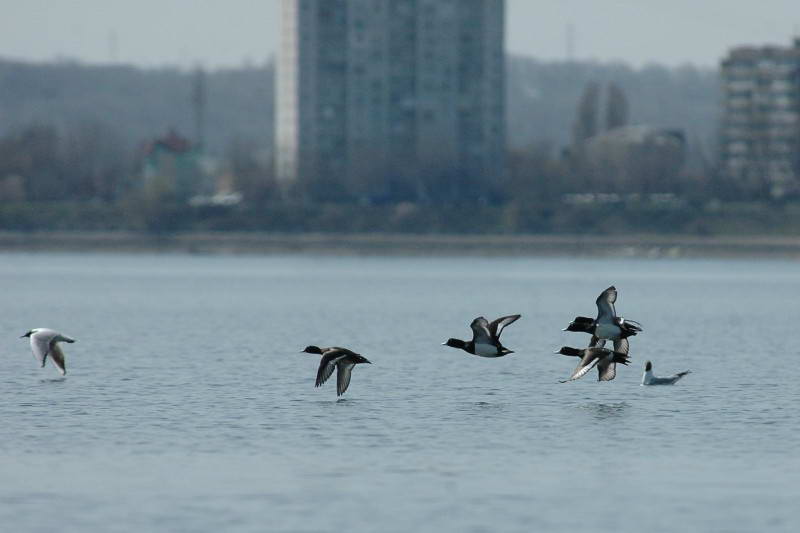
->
[275,0,505,199]
[720,39,800,197]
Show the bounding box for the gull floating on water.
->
[21,328,75,376]
[301,346,371,396]
[641,360,691,385]
[443,315,521,357]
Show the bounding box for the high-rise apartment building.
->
[720,39,800,197]
[275,0,505,198]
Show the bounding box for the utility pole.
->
[192,66,207,152]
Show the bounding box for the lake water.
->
[0,252,797,533]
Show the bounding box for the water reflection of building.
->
[720,39,800,198]
[275,0,505,197]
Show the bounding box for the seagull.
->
[20,328,75,376]
[563,286,642,343]
[555,337,631,382]
[443,315,521,357]
[301,346,371,396]
[641,361,691,385]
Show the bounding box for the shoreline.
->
[1,231,800,258]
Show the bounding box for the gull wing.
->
[562,349,602,382]
[49,343,67,376]
[336,362,355,396]
[29,331,56,368]
[469,317,492,344]
[30,336,50,367]
[595,286,618,322]
[487,315,521,339]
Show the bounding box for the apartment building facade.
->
[720,39,800,197]
[275,0,505,199]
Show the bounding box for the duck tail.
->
[612,352,631,365]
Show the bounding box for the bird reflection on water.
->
[578,401,630,420]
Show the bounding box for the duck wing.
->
[597,337,630,381]
[613,337,629,355]
[336,362,355,396]
[596,359,616,381]
[470,317,493,344]
[562,349,603,382]
[595,286,618,323]
[589,336,606,348]
[315,349,350,387]
[487,315,520,339]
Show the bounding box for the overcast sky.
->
[1,0,799,69]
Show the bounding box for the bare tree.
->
[571,81,600,146]
[605,82,629,131]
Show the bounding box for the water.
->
[0,253,797,533]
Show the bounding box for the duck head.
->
[645,361,653,372]
[562,318,594,333]
[442,338,467,350]
[301,345,323,355]
[554,346,583,357]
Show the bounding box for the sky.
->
[1,0,799,69]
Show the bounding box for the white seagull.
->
[641,360,690,385]
[21,328,76,376]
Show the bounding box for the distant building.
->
[275,0,505,198]
[581,125,686,192]
[720,39,800,197]
[142,129,213,199]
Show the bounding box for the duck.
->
[21,328,75,376]
[555,337,631,382]
[301,346,371,396]
[641,361,691,385]
[443,315,521,357]
[563,286,642,342]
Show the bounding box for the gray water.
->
[0,253,797,533]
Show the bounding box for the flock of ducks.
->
[20,286,690,396]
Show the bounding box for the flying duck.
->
[21,328,75,376]
[302,346,371,396]
[563,286,642,343]
[555,337,631,382]
[443,315,521,357]
[641,361,691,385]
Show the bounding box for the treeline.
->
[0,56,717,155]
[1,55,771,235]
[0,59,274,157]
[507,57,719,153]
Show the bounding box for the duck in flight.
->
[302,346,371,396]
[443,315,521,357]
[563,286,642,343]
[21,328,75,376]
[555,337,631,382]
[641,361,691,385]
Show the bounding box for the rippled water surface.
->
[0,252,798,533]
